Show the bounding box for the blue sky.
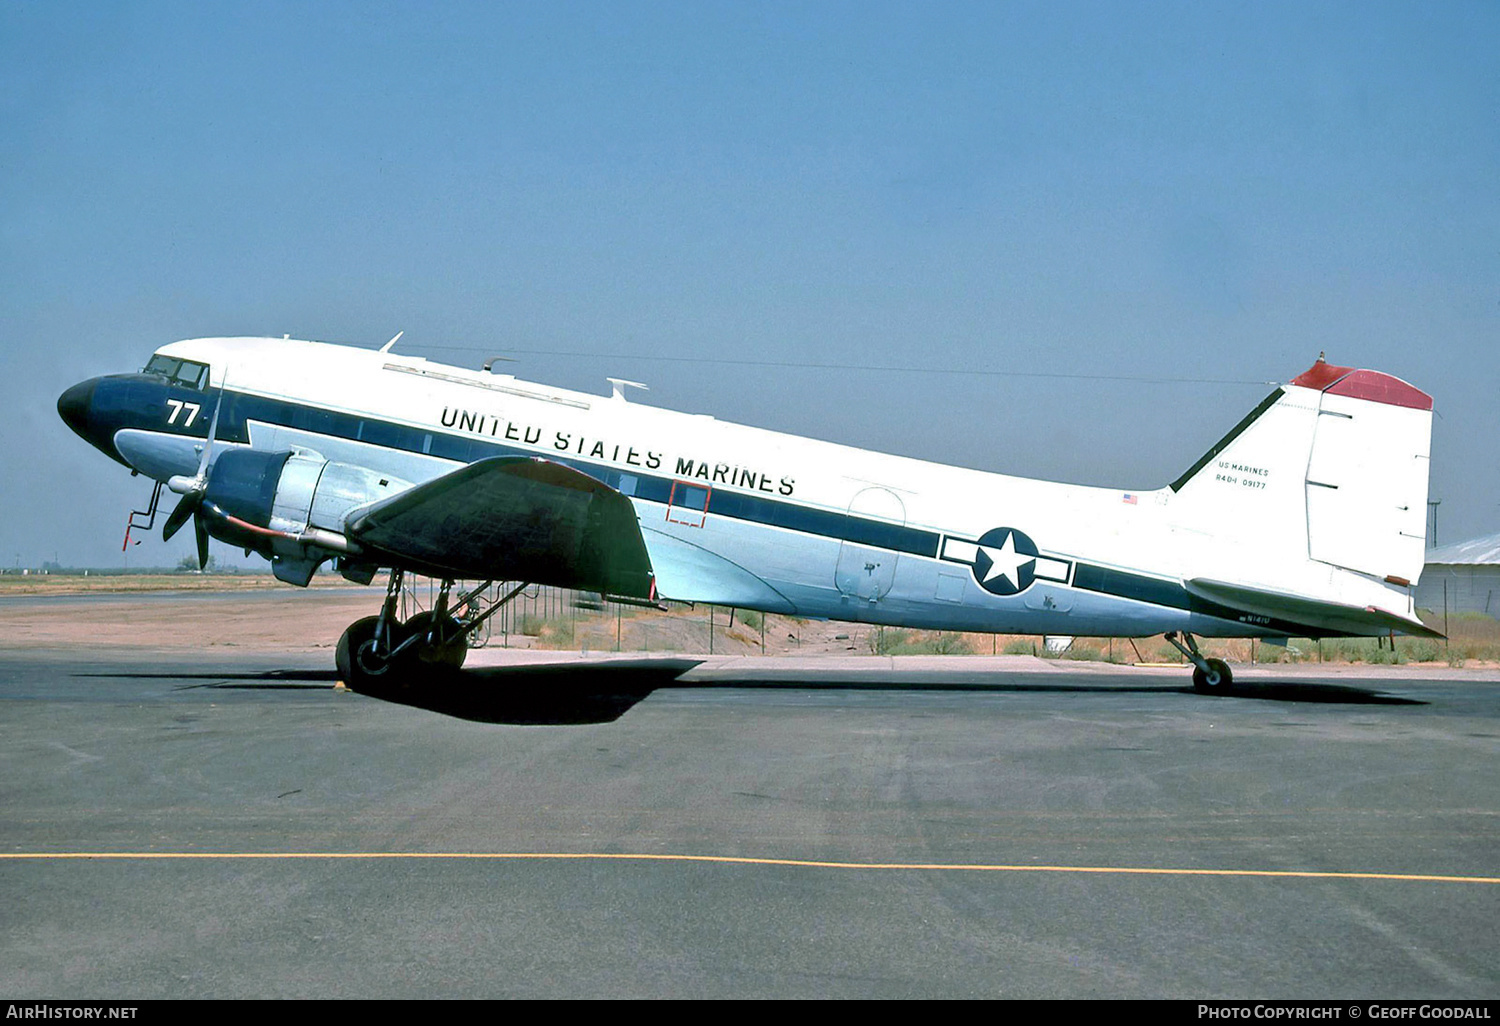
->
[3,0,1496,568]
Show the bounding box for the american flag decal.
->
[1122,493,1137,505]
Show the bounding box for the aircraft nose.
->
[57,378,97,439]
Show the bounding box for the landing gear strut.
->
[335,572,530,689]
[1164,631,1233,692]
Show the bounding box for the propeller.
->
[162,390,223,569]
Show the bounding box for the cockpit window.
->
[143,354,210,389]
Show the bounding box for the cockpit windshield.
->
[142,354,210,389]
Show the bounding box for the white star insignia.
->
[980,532,1034,590]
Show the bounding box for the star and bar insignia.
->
[939,527,1072,596]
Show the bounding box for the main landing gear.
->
[335,570,528,690]
[1163,631,1234,693]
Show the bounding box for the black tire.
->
[398,611,469,671]
[336,616,387,689]
[1192,657,1233,692]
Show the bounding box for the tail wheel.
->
[1193,657,1233,692]
[398,611,469,670]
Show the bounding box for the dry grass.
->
[509,605,1500,667]
[1,576,1495,666]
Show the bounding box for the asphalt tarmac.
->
[1,648,1496,999]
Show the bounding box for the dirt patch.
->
[0,573,353,596]
[0,590,382,652]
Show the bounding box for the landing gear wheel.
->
[336,616,390,690]
[397,611,469,671]
[1193,657,1233,692]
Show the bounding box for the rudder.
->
[1300,365,1432,584]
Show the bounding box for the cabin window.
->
[360,418,405,449]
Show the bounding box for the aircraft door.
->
[835,487,905,603]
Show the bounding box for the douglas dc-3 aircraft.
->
[58,336,1440,691]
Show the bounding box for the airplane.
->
[57,336,1440,692]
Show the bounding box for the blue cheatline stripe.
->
[99,378,1337,632]
[115,381,942,560]
[1071,562,1319,636]
[1073,564,1191,611]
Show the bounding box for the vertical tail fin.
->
[1170,359,1432,586]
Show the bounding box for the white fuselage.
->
[117,336,1422,639]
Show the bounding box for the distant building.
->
[1416,532,1500,619]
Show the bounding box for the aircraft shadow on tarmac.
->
[319,666,1432,719]
[349,659,703,723]
[73,662,697,724]
[1201,679,1426,705]
[75,664,1426,722]
[77,669,341,689]
[662,674,1427,707]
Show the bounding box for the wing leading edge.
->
[346,457,655,598]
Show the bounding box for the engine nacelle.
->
[203,448,409,582]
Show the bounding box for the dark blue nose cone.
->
[57,378,97,440]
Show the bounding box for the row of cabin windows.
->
[152,386,942,558]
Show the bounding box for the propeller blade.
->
[168,387,223,547]
[195,514,209,570]
[162,493,201,542]
[195,388,224,478]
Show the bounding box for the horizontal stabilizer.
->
[346,457,654,597]
[1185,578,1443,639]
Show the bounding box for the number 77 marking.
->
[165,399,201,426]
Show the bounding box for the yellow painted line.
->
[1,851,1496,884]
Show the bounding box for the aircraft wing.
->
[345,457,654,597]
[1184,578,1443,639]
